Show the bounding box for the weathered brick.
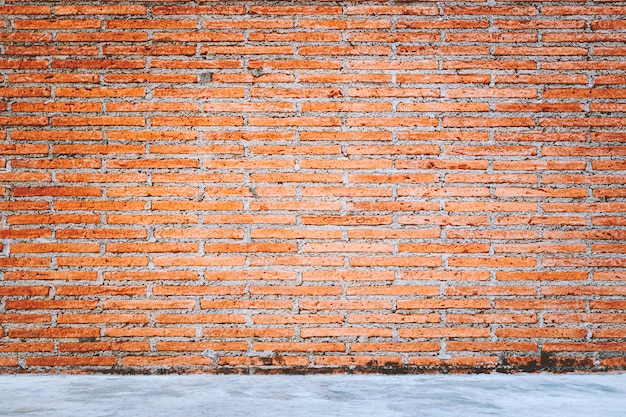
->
[0,0,623,375]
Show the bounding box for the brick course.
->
[0,1,625,373]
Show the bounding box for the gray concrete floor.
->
[1,374,625,417]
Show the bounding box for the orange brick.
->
[123,356,212,367]
[351,342,439,352]
[0,4,623,374]
[26,357,117,367]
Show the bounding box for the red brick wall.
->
[1,2,625,373]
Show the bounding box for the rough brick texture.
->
[1,1,626,374]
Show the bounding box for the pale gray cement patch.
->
[0,374,624,417]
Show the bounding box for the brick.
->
[8,328,99,339]
[103,300,194,310]
[0,286,49,296]
[0,201,49,211]
[152,6,243,15]
[0,6,49,14]
[5,271,97,281]
[497,19,586,30]
[12,131,104,142]
[348,6,437,15]
[447,33,538,43]
[399,46,490,56]
[0,343,54,352]
[201,300,291,310]
[447,342,537,352]
[249,32,340,42]
[351,257,441,267]
[299,19,389,30]
[13,19,101,29]
[495,47,587,56]
[56,88,144,98]
[444,60,535,70]
[55,6,146,15]
[104,271,197,282]
[52,59,145,69]
[397,300,490,310]
[315,356,401,367]
[13,102,101,113]
[10,243,99,254]
[57,32,147,42]
[151,59,241,69]
[156,315,245,324]
[202,46,293,55]
[26,357,117,367]
[300,300,390,311]
[56,286,145,296]
[123,356,212,367]
[58,314,148,324]
[445,202,537,212]
[397,20,488,30]
[497,272,587,281]
[220,356,307,367]
[59,342,149,352]
[106,19,196,29]
[399,243,489,253]
[409,356,498,368]
[254,342,345,353]
[497,328,586,339]
[204,270,295,281]
[154,286,243,296]
[0,88,50,98]
[103,45,196,56]
[0,314,51,323]
[351,342,439,352]
[0,358,19,367]
[250,6,341,15]
[543,343,626,352]
[447,88,536,98]
[108,243,198,255]
[446,6,536,15]
[350,88,439,98]
[6,46,98,56]
[56,257,148,267]
[443,117,534,127]
[302,328,392,338]
[447,314,537,324]
[299,46,390,56]
[52,116,144,126]
[250,286,341,296]
[0,258,51,268]
[348,314,440,324]
[0,2,623,375]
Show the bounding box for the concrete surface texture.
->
[0,374,625,417]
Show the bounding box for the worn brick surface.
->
[0,1,625,374]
